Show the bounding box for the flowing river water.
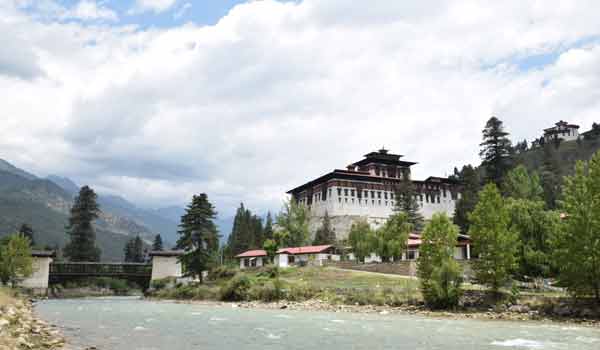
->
[35,297,599,350]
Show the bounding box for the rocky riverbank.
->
[0,296,66,349]
[159,298,600,327]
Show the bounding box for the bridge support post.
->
[20,251,56,295]
[149,251,185,281]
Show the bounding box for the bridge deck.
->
[50,262,152,277]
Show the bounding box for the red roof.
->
[235,249,267,258]
[235,245,334,258]
[278,245,333,255]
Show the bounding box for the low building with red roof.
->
[236,234,472,269]
[235,245,338,269]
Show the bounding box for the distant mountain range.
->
[0,158,231,261]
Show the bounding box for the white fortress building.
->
[543,120,580,142]
[287,149,462,239]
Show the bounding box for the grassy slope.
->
[279,267,418,290]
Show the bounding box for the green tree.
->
[263,239,278,263]
[552,153,600,302]
[152,234,164,251]
[176,194,220,283]
[426,260,463,309]
[418,213,460,281]
[503,165,543,201]
[124,239,133,262]
[394,176,424,231]
[275,199,310,247]
[480,116,513,186]
[418,213,463,308]
[0,234,33,287]
[372,213,411,262]
[469,184,518,294]
[348,220,374,263]
[18,224,35,247]
[63,186,102,262]
[263,212,274,241]
[313,211,336,245]
[123,236,144,263]
[540,144,562,209]
[507,199,559,279]
[226,204,265,257]
[453,165,480,233]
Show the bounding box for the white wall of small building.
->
[151,256,183,280]
[20,257,52,290]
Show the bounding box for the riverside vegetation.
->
[147,266,600,324]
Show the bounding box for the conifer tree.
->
[124,239,134,262]
[176,194,220,282]
[394,175,424,232]
[502,165,543,201]
[540,144,562,209]
[453,165,480,233]
[552,153,600,302]
[469,184,518,294]
[418,213,462,309]
[64,186,102,262]
[251,214,264,249]
[152,234,164,251]
[480,116,513,186]
[263,212,274,241]
[313,211,336,245]
[123,236,145,262]
[18,223,35,247]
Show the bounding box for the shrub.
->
[209,265,239,280]
[257,266,280,279]
[423,259,463,309]
[153,284,217,300]
[219,274,252,301]
[150,277,177,290]
[250,279,284,302]
[286,283,319,301]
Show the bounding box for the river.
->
[35,297,599,350]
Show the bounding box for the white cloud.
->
[62,0,118,22]
[129,0,177,14]
[3,0,600,217]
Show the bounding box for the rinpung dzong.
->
[287,149,462,239]
[236,149,472,268]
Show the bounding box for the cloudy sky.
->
[2,0,600,218]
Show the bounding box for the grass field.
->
[279,267,419,290]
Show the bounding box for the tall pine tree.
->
[453,165,480,233]
[480,116,513,186]
[394,175,424,232]
[64,186,102,262]
[123,236,144,263]
[176,194,220,282]
[152,234,164,251]
[263,212,274,241]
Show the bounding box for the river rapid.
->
[35,297,600,350]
